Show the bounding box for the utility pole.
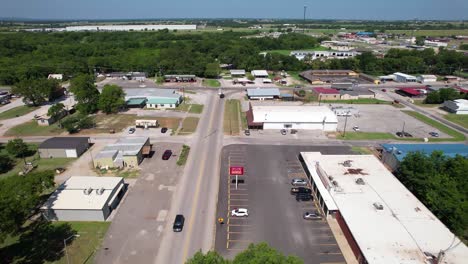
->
[303,5,307,33]
[343,111,350,137]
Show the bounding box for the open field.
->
[444,114,468,129]
[202,79,221,87]
[188,104,204,114]
[174,103,203,113]
[83,114,181,134]
[413,100,440,108]
[223,99,241,135]
[5,121,64,137]
[351,146,373,154]
[402,111,466,141]
[387,29,468,37]
[0,106,39,120]
[178,117,199,135]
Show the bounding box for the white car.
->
[291,178,307,186]
[231,208,249,217]
[353,126,360,132]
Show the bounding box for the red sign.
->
[229,166,244,176]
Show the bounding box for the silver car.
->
[303,211,322,220]
[291,178,307,186]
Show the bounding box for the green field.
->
[188,104,204,114]
[0,105,39,120]
[351,146,373,154]
[202,79,221,87]
[5,121,64,137]
[444,114,468,129]
[402,111,466,141]
[224,99,241,135]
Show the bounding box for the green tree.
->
[12,79,60,106]
[0,154,14,173]
[6,138,29,159]
[186,251,228,264]
[47,103,66,126]
[233,243,303,264]
[69,74,100,114]
[61,114,95,134]
[98,84,126,114]
[0,170,55,242]
[415,36,425,46]
[204,62,221,78]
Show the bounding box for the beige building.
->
[339,90,375,100]
[94,137,151,169]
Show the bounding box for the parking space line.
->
[227,224,252,227]
[229,198,248,201]
[229,193,249,195]
[318,252,343,255]
[228,231,251,234]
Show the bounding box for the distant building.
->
[381,143,468,171]
[164,75,196,82]
[29,24,197,32]
[313,88,340,100]
[38,137,90,158]
[339,90,375,100]
[246,104,337,131]
[396,88,424,98]
[106,72,147,81]
[94,137,151,169]
[230,69,246,77]
[250,70,269,78]
[48,74,63,80]
[299,152,468,264]
[246,88,280,100]
[146,98,180,109]
[291,50,359,61]
[417,75,437,83]
[124,88,182,109]
[424,40,448,48]
[394,72,417,83]
[300,70,358,84]
[443,99,468,114]
[41,176,126,221]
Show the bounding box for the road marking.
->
[227,224,251,226]
[229,193,248,195]
[229,198,248,201]
[228,231,250,234]
[318,252,343,255]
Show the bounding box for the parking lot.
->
[215,144,352,262]
[334,104,449,138]
[95,142,184,263]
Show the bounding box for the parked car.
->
[352,126,360,132]
[219,93,225,99]
[173,214,185,232]
[296,193,312,201]
[0,100,10,105]
[162,150,172,160]
[303,211,322,220]
[403,132,413,137]
[281,129,287,135]
[231,208,249,217]
[381,89,387,92]
[244,130,250,136]
[396,132,404,137]
[429,132,439,137]
[290,187,312,194]
[291,178,307,186]
[128,127,136,134]
[290,129,298,134]
[161,127,168,133]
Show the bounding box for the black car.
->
[296,193,312,201]
[396,132,404,137]
[161,127,168,133]
[290,187,312,194]
[162,150,172,160]
[403,132,413,138]
[173,214,185,232]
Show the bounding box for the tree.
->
[0,170,55,242]
[415,36,425,46]
[12,79,60,106]
[61,114,94,134]
[6,138,29,160]
[186,251,228,264]
[98,84,126,114]
[69,74,100,114]
[204,62,221,78]
[0,154,14,173]
[47,103,66,126]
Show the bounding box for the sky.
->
[1,0,467,21]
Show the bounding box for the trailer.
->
[135,120,158,129]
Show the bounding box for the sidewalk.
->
[327,217,358,264]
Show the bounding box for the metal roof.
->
[95,137,149,160]
[39,137,90,149]
[247,88,280,97]
[382,143,468,162]
[126,98,147,105]
[314,87,340,94]
[252,105,337,123]
[251,70,269,77]
[147,98,179,104]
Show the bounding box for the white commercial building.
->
[41,176,126,221]
[247,105,337,131]
[230,69,246,76]
[417,75,437,83]
[443,99,468,114]
[394,72,417,83]
[251,70,269,78]
[291,50,358,61]
[424,40,448,48]
[299,152,468,264]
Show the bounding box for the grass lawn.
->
[224,99,241,135]
[178,117,199,135]
[413,100,440,108]
[189,104,204,114]
[202,79,221,87]
[402,111,466,141]
[5,121,65,137]
[176,145,190,166]
[322,98,391,104]
[444,114,468,129]
[0,105,39,120]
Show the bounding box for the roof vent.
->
[83,187,93,195]
[356,178,365,185]
[96,187,105,195]
[343,160,352,167]
[373,202,384,210]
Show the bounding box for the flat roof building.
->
[41,176,126,221]
[417,75,437,83]
[94,137,151,169]
[251,70,269,78]
[246,104,337,131]
[230,69,246,76]
[313,87,340,100]
[443,99,468,115]
[299,152,468,264]
[246,88,280,100]
[394,72,417,83]
[38,137,90,158]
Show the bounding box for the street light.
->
[64,234,80,264]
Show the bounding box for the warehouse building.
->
[381,143,468,171]
[246,104,337,130]
[339,90,375,100]
[38,137,90,158]
[94,137,151,169]
[417,75,437,83]
[246,88,280,100]
[299,152,468,264]
[124,88,182,108]
[164,75,196,82]
[146,97,180,109]
[313,88,340,100]
[394,72,417,83]
[41,176,126,221]
[443,99,468,114]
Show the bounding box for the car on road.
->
[296,193,312,201]
[290,129,297,134]
[290,187,312,194]
[381,89,387,92]
[352,126,360,132]
[291,178,307,186]
[162,150,172,160]
[219,93,225,99]
[396,132,404,137]
[231,208,249,217]
[281,129,287,135]
[303,211,322,220]
[128,127,136,134]
[173,214,185,232]
[429,132,439,137]
[161,127,168,133]
[244,129,250,136]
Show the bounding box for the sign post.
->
[229,166,244,190]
